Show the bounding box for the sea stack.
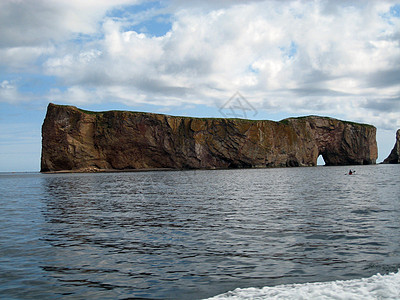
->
[41,103,378,172]
[383,129,400,164]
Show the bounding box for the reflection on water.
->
[0,165,399,299]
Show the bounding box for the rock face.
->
[41,103,378,172]
[383,129,400,164]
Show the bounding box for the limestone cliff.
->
[383,129,400,164]
[41,103,378,172]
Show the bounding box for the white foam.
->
[207,271,400,300]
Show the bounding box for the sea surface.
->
[0,164,399,299]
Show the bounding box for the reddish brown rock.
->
[383,129,400,164]
[41,103,377,172]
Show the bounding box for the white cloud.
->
[0,0,140,47]
[0,46,54,70]
[0,80,25,103]
[0,0,139,70]
[0,80,17,101]
[1,0,400,131]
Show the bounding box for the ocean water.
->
[0,164,399,299]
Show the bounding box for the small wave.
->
[207,270,400,300]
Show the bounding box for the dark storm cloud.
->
[367,69,400,88]
[364,97,400,112]
[0,1,60,47]
[136,77,191,96]
[290,88,351,97]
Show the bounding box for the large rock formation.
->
[41,103,378,172]
[383,129,400,164]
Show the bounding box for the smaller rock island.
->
[383,129,400,164]
[41,103,378,172]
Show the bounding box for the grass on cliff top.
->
[73,104,261,122]
[343,120,375,128]
[77,108,104,115]
[53,103,373,127]
[280,115,375,128]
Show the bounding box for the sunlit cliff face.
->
[41,104,377,172]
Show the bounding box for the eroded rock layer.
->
[41,103,378,172]
[383,129,400,164]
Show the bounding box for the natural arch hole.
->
[317,154,326,166]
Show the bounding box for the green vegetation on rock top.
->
[50,103,374,128]
[281,115,375,128]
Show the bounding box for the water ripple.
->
[0,165,399,299]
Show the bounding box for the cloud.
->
[0,0,139,70]
[1,0,400,130]
[0,46,54,70]
[364,97,400,112]
[0,80,19,102]
[0,0,141,47]
[0,80,28,103]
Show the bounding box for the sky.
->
[0,0,399,172]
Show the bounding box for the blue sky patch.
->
[390,4,400,18]
[381,4,400,23]
[127,15,172,37]
[280,41,298,59]
[17,74,58,94]
[107,1,172,37]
